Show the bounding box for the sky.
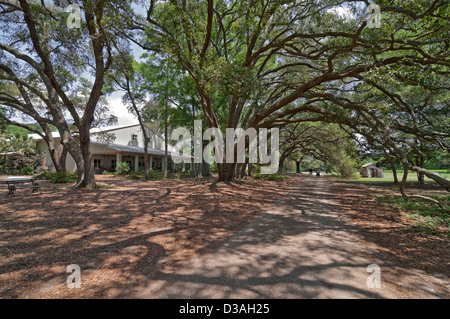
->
[107,91,138,126]
[107,3,147,126]
[107,39,147,126]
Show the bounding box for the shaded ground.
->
[0,174,448,298]
[0,174,301,298]
[330,180,449,281]
[129,177,449,299]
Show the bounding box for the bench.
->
[1,178,40,197]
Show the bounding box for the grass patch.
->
[375,194,450,237]
[330,170,449,185]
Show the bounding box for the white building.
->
[360,163,384,178]
[30,123,192,173]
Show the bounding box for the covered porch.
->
[91,142,192,174]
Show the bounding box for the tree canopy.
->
[0,1,448,203]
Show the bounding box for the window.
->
[130,134,139,147]
[94,159,101,168]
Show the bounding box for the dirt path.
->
[133,177,448,299]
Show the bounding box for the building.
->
[360,163,384,178]
[30,123,192,173]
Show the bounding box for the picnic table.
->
[0,177,40,197]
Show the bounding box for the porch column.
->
[116,153,122,173]
[135,155,139,172]
[149,156,153,171]
[161,157,165,172]
[182,161,186,172]
[190,160,193,171]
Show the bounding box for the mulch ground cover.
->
[0,174,302,298]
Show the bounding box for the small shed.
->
[360,163,384,178]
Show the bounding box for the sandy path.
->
[133,177,448,299]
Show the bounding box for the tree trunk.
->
[278,156,285,174]
[388,157,398,184]
[200,138,211,177]
[144,143,150,180]
[218,162,235,181]
[164,92,169,179]
[239,162,247,179]
[296,160,301,174]
[46,140,62,172]
[193,163,201,177]
[392,165,398,184]
[417,172,425,184]
[53,118,85,184]
[416,157,425,184]
[235,162,246,179]
[59,144,67,173]
[44,82,86,183]
[49,142,67,173]
[278,150,290,174]
[202,161,211,177]
[40,125,66,173]
[78,129,96,188]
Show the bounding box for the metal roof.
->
[28,123,142,140]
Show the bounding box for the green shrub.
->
[36,171,78,184]
[116,162,131,175]
[210,163,218,174]
[178,170,195,179]
[36,169,51,180]
[21,165,34,175]
[252,164,261,174]
[128,171,144,180]
[148,170,164,180]
[49,171,78,184]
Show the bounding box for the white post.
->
[161,157,165,172]
[182,161,186,172]
[149,156,153,171]
[116,153,122,173]
[135,155,139,172]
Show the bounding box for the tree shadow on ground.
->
[122,178,448,299]
[1,175,447,298]
[0,175,301,298]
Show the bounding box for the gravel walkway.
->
[135,177,448,299]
